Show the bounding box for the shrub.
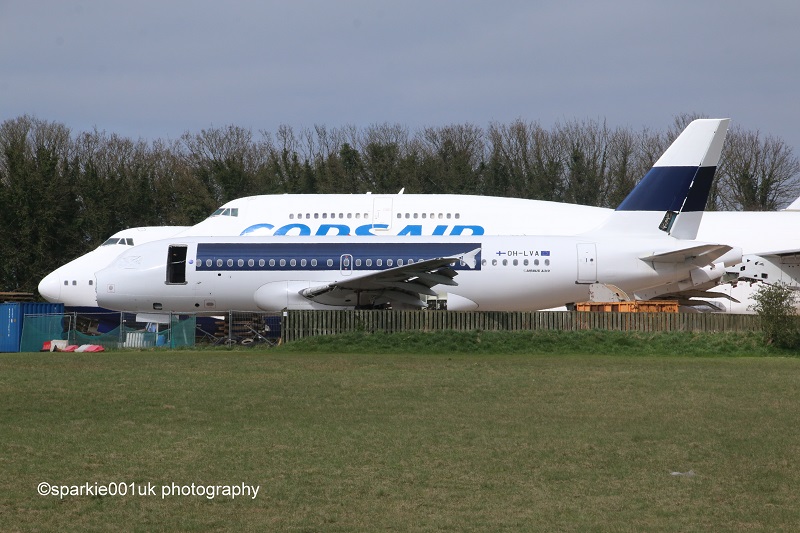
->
[749,282,800,348]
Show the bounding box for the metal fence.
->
[19,312,197,352]
[14,309,763,352]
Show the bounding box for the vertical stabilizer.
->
[607,118,730,239]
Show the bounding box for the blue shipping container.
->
[0,303,65,353]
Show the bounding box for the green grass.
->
[2,333,800,531]
[277,329,783,357]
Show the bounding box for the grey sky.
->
[2,1,798,152]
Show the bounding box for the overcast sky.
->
[2,1,799,152]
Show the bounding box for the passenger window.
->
[237,259,244,267]
[227,259,233,267]
[327,259,333,267]
[502,259,508,266]
[206,259,212,267]
[259,259,265,267]
[376,259,382,267]
[217,259,223,267]
[387,259,393,266]
[366,259,372,267]
[290,259,296,267]
[269,259,275,267]
[513,259,518,266]
[492,259,497,266]
[301,259,307,267]
[279,259,286,267]
[248,259,254,267]
[311,259,317,267]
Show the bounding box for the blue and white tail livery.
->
[613,118,730,239]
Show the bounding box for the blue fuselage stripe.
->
[195,242,482,271]
[616,166,715,212]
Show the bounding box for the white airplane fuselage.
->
[95,234,722,314]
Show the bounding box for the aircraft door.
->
[576,243,597,283]
[372,198,392,231]
[340,254,353,276]
[166,245,188,284]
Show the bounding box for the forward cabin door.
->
[166,245,188,284]
[576,243,597,283]
[372,197,393,232]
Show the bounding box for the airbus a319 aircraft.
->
[94,119,739,314]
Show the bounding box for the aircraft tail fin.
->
[599,118,730,240]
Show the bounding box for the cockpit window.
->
[210,207,240,217]
[102,237,135,246]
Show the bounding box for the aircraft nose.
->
[38,272,62,303]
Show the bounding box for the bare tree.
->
[716,125,800,210]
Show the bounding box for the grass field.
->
[2,331,800,531]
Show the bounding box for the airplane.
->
[36,191,610,309]
[94,119,740,314]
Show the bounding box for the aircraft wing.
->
[640,244,733,267]
[300,248,481,308]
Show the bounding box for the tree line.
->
[1,114,798,294]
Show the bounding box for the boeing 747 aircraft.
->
[94,119,738,313]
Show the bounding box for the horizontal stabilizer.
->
[641,244,732,266]
[664,289,742,304]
